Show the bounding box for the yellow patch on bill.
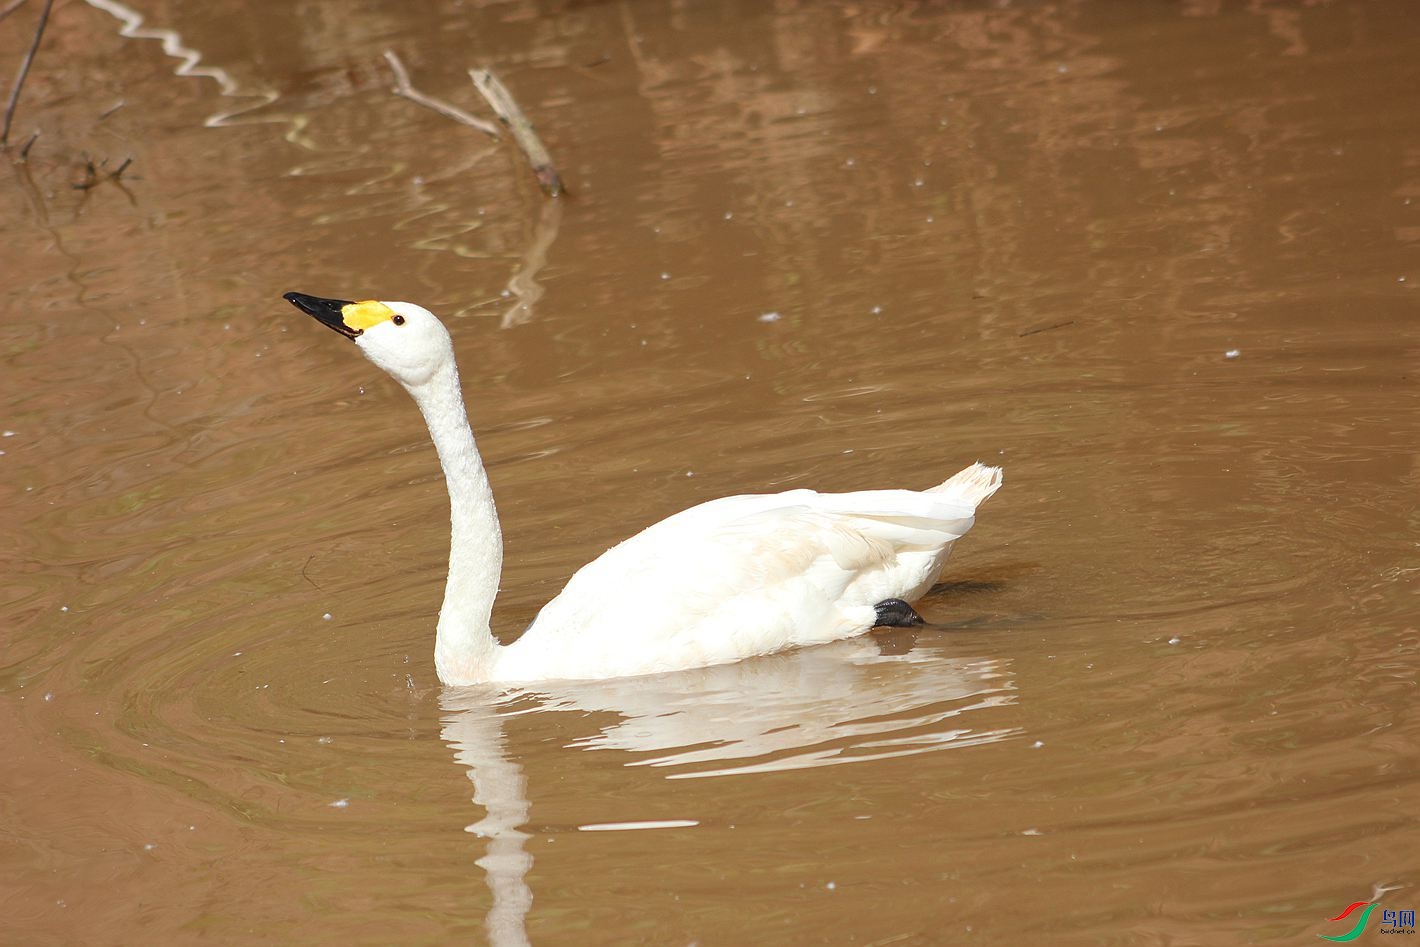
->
[341,300,396,331]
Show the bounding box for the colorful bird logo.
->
[1318,902,1376,942]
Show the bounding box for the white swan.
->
[285,292,1003,686]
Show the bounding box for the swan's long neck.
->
[408,361,504,685]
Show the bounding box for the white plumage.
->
[285,293,1003,687]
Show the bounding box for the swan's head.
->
[285,292,454,389]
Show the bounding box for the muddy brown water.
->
[3,1,1418,944]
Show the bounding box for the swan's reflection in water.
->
[439,635,1018,946]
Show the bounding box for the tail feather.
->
[928,462,1003,509]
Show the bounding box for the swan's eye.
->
[392,314,406,326]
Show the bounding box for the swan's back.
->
[492,463,1002,682]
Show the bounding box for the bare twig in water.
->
[1,0,55,147]
[469,68,564,198]
[301,555,322,590]
[70,154,133,189]
[383,51,501,139]
[17,128,38,160]
[98,99,126,121]
[72,155,98,190]
[1017,319,1076,338]
[0,0,27,24]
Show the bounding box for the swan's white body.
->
[285,294,1002,687]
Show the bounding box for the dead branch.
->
[1017,319,1075,338]
[17,128,37,160]
[469,68,564,198]
[0,0,27,24]
[1,0,55,147]
[98,99,126,121]
[384,51,500,139]
[301,555,321,590]
[70,154,134,189]
[72,155,98,190]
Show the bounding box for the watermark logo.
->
[1319,902,1416,941]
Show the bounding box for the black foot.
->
[873,599,925,628]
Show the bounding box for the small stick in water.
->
[17,128,38,160]
[469,68,564,198]
[1,0,56,147]
[301,555,322,591]
[384,51,501,140]
[0,0,28,24]
[67,154,132,189]
[72,155,98,190]
[1017,319,1075,338]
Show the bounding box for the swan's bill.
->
[285,292,397,339]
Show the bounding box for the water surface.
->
[3,1,1418,943]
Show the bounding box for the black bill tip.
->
[284,291,360,339]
